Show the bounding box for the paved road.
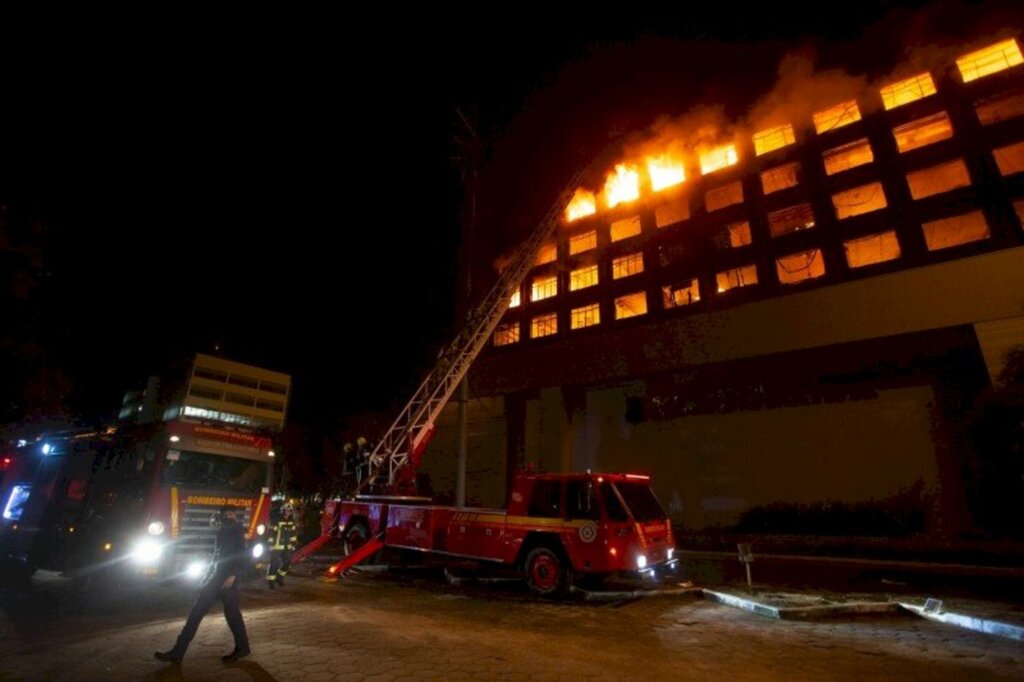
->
[0,568,1020,681]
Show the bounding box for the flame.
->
[699,144,738,175]
[603,164,640,209]
[646,155,685,191]
[565,188,596,222]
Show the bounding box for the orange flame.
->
[646,155,685,192]
[699,144,738,175]
[565,188,597,222]
[603,164,640,209]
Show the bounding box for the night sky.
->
[1,2,1018,429]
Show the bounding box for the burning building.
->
[425,36,1024,540]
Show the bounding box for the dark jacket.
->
[205,517,248,585]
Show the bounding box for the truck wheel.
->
[525,547,566,596]
[343,521,381,564]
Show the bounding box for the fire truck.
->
[0,420,274,583]
[297,162,678,594]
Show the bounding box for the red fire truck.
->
[0,421,274,582]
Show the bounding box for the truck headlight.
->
[186,560,207,579]
[636,555,647,570]
[256,524,266,536]
[252,543,264,559]
[132,538,163,565]
[147,521,165,536]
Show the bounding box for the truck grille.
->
[175,503,253,564]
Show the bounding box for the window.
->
[612,252,644,279]
[566,189,597,222]
[189,385,223,401]
[844,231,901,268]
[832,182,887,219]
[880,72,936,110]
[509,290,521,308]
[893,112,953,153]
[753,124,795,156]
[569,264,599,291]
[259,380,288,395]
[255,399,285,413]
[922,211,990,251]
[225,392,256,407]
[662,280,700,308]
[658,243,687,268]
[715,221,752,249]
[566,480,600,520]
[813,100,861,134]
[494,322,520,346]
[993,141,1024,176]
[705,181,744,212]
[531,275,557,301]
[956,39,1023,83]
[699,144,738,175]
[760,163,800,194]
[655,200,689,227]
[535,243,557,265]
[823,138,874,175]
[571,304,601,329]
[716,265,758,292]
[194,366,228,383]
[776,249,826,284]
[975,87,1024,125]
[768,203,815,237]
[227,374,259,389]
[614,292,647,319]
[569,231,597,255]
[530,313,558,338]
[528,480,562,518]
[906,159,971,199]
[610,216,642,242]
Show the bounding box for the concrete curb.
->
[899,603,1024,641]
[701,589,901,620]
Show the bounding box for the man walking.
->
[155,505,251,664]
[267,503,298,588]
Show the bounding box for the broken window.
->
[956,38,1023,83]
[531,275,557,301]
[699,144,738,175]
[832,182,888,219]
[975,87,1024,125]
[530,313,558,339]
[753,124,795,156]
[508,290,521,308]
[906,159,971,200]
[776,249,826,284]
[893,112,953,153]
[535,243,557,265]
[614,292,648,319]
[612,252,644,279]
[494,322,520,346]
[569,230,597,255]
[823,138,874,175]
[715,221,752,249]
[880,72,937,110]
[662,280,700,308]
[658,243,687,268]
[760,162,800,194]
[570,303,601,330]
[922,211,991,251]
[565,188,596,223]
[716,264,758,292]
[655,200,689,227]
[569,264,599,291]
[610,216,642,242]
[813,100,862,134]
[768,203,815,237]
[993,140,1024,176]
[705,181,744,212]
[844,231,901,268]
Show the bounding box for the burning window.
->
[760,163,800,194]
[662,280,700,308]
[813,100,862,134]
[614,292,647,319]
[604,165,640,209]
[880,72,937,110]
[569,264,599,291]
[956,39,1023,83]
[508,291,521,308]
[535,243,557,266]
[494,323,520,346]
[922,211,991,251]
[906,159,971,200]
[776,249,826,284]
[715,221,752,249]
[993,140,1024,176]
[832,182,887,219]
[705,181,744,212]
[647,156,685,191]
[716,264,758,292]
[612,252,644,279]
[569,231,597,255]
[610,216,642,242]
[655,200,689,228]
[531,275,558,301]
[844,231,901,268]
[530,313,558,338]
[975,87,1024,125]
[699,144,738,175]
[768,203,815,237]
[893,112,953,153]
[571,303,601,330]
[823,138,874,175]
[753,124,795,156]
[565,188,596,222]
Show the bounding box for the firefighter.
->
[267,503,298,588]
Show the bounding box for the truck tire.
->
[524,546,566,596]
[343,521,381,564]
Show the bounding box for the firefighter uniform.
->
[267,508,298,588]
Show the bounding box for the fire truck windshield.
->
[161,451,267,494]
[612,481,667,522]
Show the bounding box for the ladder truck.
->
[295,166,677,595]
